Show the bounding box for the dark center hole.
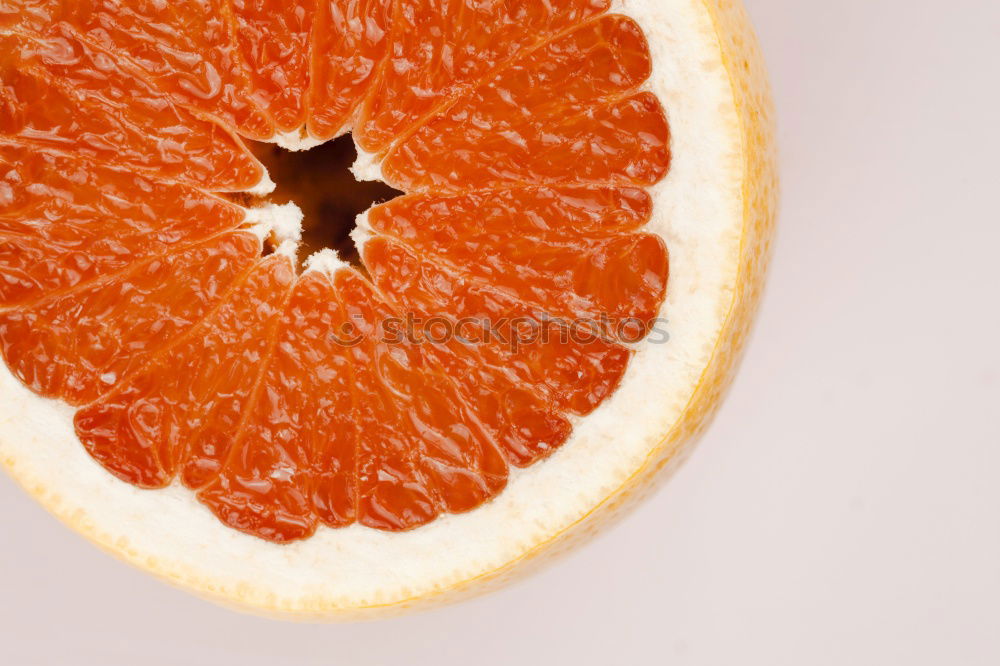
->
[244,134,404,267]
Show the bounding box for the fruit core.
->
[242,135,404,266]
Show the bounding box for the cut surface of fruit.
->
[381,14,670,190]
[4,0,672,541]
[0,29,267,191]
[0,231,262,406]
[231,0,316,133]
[353,0,611,153]
[306,0,391,141]
[7,0,275,138]
[0,0,776,618]
[0,145,247,305]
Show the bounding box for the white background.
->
[2,1,998,663]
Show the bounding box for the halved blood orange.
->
[0,0,776,617]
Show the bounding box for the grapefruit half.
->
[0,0,776,618]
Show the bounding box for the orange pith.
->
[0,1,671,543]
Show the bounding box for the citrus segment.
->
[197,270,357,542]
[385,92,670,191]
[0,146,245,306]
[0,232,262,406]
[0,30,265,190]
[307,0,391,140]
[366,188,668,329]
[417,335,573,468]
[0,146,245,231]
[362,237,632,416]
[8,0,274,138]
[334,268,509,531]
[73,251,294,489]
[198,264,547,541]
[381,14,669,190]
[367,186,654,236]
[231,0,316,132]
[353,0,610,153]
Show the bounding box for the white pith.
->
[303,248,350,276]
[351,146,385,183]
[244,201,305,248]
[0,0,746,616]
[270,128,326,152]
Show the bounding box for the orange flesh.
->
[0,30,265,190]
[307,0,391,140]
[382,15,670,190]
[1,0,670,543]
[231,0,316,132]
[8,0,275,139]
[355,0,611,153]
